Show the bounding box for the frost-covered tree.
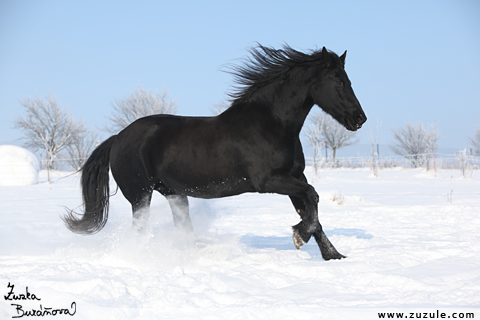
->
[469,126,480,156]
[309,111,358,162]
[14,94,84,182]
[105,85,177,134]
[424,124,440,170]
[368,119,381,177]
[64,124,99,171]
[390,122,439,168]
[210,100,229,115]
[456,149,473,178]
[305,122,324,176]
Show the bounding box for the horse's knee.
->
[307,187,319,204]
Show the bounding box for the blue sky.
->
[1,0,479,156]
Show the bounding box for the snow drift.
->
[0,145,39,186]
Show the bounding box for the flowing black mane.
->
[227,44,336,105]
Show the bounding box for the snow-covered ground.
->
[1,168,479,319]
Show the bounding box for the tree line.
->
[306,112,479,173]
[14,85,176,183]
[13,84,480,182]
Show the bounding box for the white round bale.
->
[0,145,39,186]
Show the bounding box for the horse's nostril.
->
[356,114,366,124]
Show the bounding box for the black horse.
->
[64,45,366,261]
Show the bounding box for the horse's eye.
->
[335,80,343,87]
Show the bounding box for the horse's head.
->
[309,47,366,131]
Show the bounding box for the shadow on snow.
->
[240,228,373,258]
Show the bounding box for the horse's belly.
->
[166,174,255,199]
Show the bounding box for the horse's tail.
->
[63,135,117,235]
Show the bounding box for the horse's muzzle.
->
[354,113,367,130]
[346,112,367,131]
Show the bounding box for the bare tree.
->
[310,111,358,163]
[457,149,473,178]
[14,94,84,182]
[105,85,177,133]
[469,126,480,156]
[424,124,440,170]
[368,119,381,177]
[390,122,439,168]
[210,100,230,115]
[391,122,425,168]
[305,122,325,176]
[64,124,99,171]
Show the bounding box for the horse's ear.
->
[340,50,347,67]
[321,47,330,66]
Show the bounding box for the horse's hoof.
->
[292,230,305,250]
[323,252,347,261]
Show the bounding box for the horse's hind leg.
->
[165,195,195,234]
[132,192,153,232]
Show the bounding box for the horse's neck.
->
[224,80,314,134]
[223,100,313,140]
[269,94,314,134]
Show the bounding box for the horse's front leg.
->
[290,189,320,250]
[289,194,345,260]
[266,173,345,260]
[263,175,320,245]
